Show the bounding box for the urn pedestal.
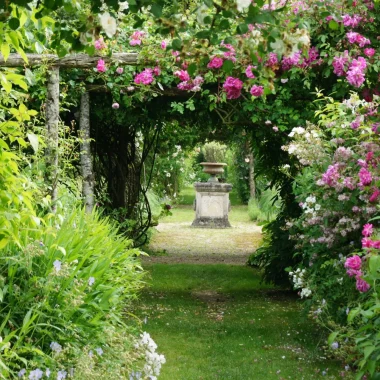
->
[191,182,232,228]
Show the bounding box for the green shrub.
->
[202,141,227,163]
[248,187,282,223]
[0,206,145,378]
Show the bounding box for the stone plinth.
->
[192,182,232,228]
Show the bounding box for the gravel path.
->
[143,220,262,265]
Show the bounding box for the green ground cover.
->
[133,264,348,379]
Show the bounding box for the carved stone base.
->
[191,182,232,229]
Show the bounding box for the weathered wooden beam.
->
[45,66,60,208]
[0,53,138,67]
[79,92,95,213]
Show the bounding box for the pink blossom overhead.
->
[223,77,243,99]
[134,68,154,85]
[207,57,224,69]
[356,277,370,292]
[282,51,301,71]
[177,76,204,92]
[174,70,190,82]
[245,65,256,79]
[250,85,264,97]
[96,59,106,73]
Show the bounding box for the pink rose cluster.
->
[346,57,367,88]
[130,30,145,46]
[221,41,236,62]
[94,37,106,50]
[342,14,362,28]
[265,53,279,68]
[223,77,243,99]
[134,67,161,85]
[346,32,370,47]
[281,48,321,71]
[96,59,106,73]
[362,223,380,249]
[321,163,340,187]
[207,57,224,69]
[332,51,350,77]
[174,70,204,92]
[344,255,370,293]
[245,65,255,79]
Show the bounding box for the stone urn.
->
[200,162,226,183]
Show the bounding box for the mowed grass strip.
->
[132,264,349,380]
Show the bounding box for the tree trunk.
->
[249,152,255,199]
[45,66,60,207]
[79,92,94,213]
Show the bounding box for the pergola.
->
[0,52,138,212]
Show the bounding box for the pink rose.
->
[161,41,167,50]
[245,65,256,79]
[362,223,374,237]
[116,67,124,74]
[112,102,119,109]
[356,277,370,292]
[364,48,376,57]
[207,57,224,69]
[96,59,106,73]
[344,255,362,270]
[250,85,264,97]
[174,70,190,82]
[223,77,243,99]
[362,237,374,248]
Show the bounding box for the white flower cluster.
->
[289,268,312,298]
[289,268,306,288]
[302,195,321,217]
[270,28,310,56]
[135,332,166,380]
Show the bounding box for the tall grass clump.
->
[248,187,282,223]
[0,205,153,379]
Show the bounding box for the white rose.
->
[99,12,117,38]
[236,0,252,12]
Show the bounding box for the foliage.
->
[248,186,282,223]
[0,205,149,378]
[202,141,227,163]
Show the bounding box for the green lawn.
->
[133,264,349,380]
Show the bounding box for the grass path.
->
[136,189,349,379]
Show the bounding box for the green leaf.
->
[364,346,376,360]
[8,31,20,49]
[222,60,234,74]
[172,38,182,51]
[328,331,338,345]
[369,256,380,276]
[9,18,20,30]
[237,23,249,34]
[195,30,211,39]
[1,43,10,61]
[187,63,197,76]
[328,20,339,30]
[348,308,360,322]
[150,4,163,18]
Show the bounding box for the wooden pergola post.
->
[79,91,94,213]
[45,66,60,206]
